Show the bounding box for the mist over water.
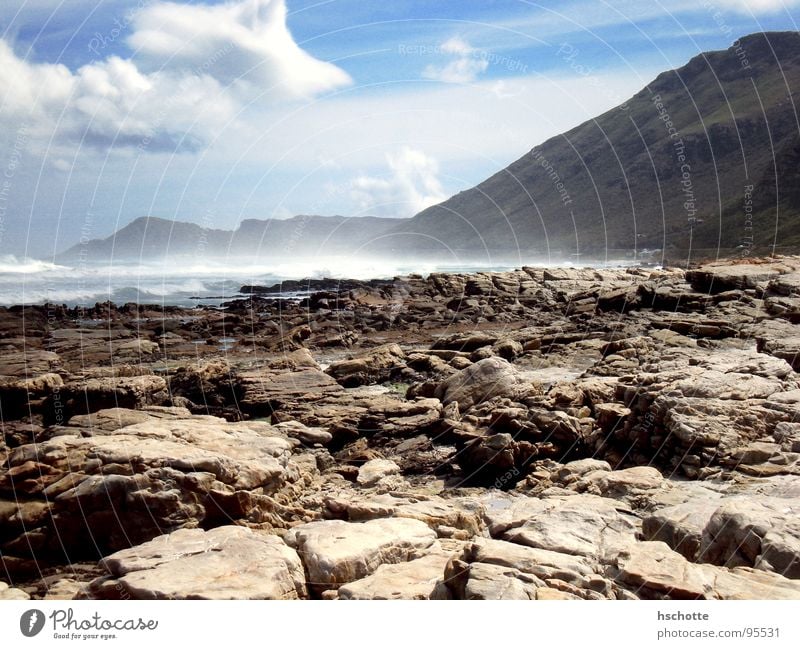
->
[0,254,528,307]
[0,252,643,307]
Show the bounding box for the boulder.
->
[325,344,406,387]
[0,581,30,600]
[357,459,401,486]
[435,357,523,411]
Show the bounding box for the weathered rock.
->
[324,492,485,539]
[359,397,443,438]
[643,499,723,561]
[552,459,612,485]
[485,494,640,563]
[432,332,498,353]
[284,518,437,592]
[701,499,800,578]
[66,405,197,431]
[443,537,610,600]
[237,368,344,416]
[435,357,523,411]
[357,459,401,486]
[493,339,523,361]
[338,552,451,600]
[609,541,800,599]
[326,344,406,387]
[686,261,788,293]
[0,581,30,600]
[273,420,333,446]
[56,375,169,421]
[88,526,307,600]
[0,412,299,561]
[576,466,664,501]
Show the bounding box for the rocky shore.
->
[2,257,800,600]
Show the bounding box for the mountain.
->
[57,214,405,263]
[59,33,800,265]
[379,31,800,261]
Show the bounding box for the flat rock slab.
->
[356,459,401,486]
[89,526,307,600]
[610,541,800,600]
[484,493,640,563]
[238,369,344,415]
[338,552,451,600]
[285,518,437,592]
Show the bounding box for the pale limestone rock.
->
[285,518,437,591]
[357,459,401,486]
[610,541,800,600]
[486,494,640,562]
[338,552,451,600]
[324,492,485,539]
[0,581,30,600]
[89,526,306,600]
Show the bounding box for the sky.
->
[0,0,799,258]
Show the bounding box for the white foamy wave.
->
[0,255,70,274]
[0,253,531,306]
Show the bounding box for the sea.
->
[0,255,510,308]
[0,254,640,308]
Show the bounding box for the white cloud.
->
[0,0,351,156]
[422,37,489,84]
[128,0,352,98]
[0,41,235,153]
[345,147,448,217]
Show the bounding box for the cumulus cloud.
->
[129,0,351,97]
[0,0,351,155]
[347,147,447,217]
[0,41,235,153]
[422,37,489,84]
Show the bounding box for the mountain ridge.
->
[379,31,800,262]
[57,214,407,262]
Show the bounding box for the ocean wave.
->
[0,255,71,274]
[0,254,530,306]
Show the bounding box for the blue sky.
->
[0,0,799,257]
